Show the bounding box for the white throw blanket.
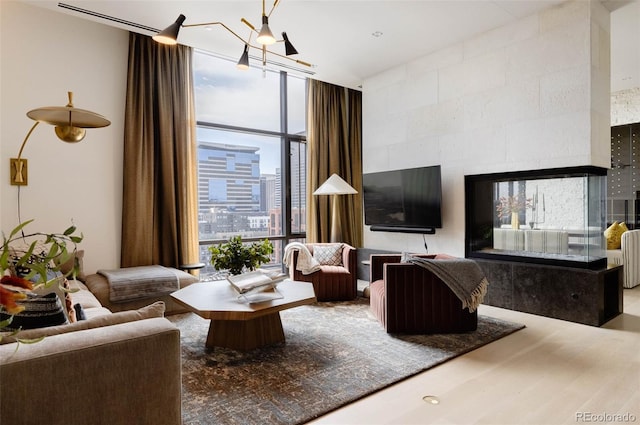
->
[283,242,321,275]
[98,265,179,303]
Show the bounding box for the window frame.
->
[193,55,307,266]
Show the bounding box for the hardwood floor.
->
[309,286,640,425]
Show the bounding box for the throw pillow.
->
[0,292,69,331]
[604,221,627,250]
[55,249,87,281]
[313,244,344,266]
[8,247,54,278]
[31,272,76,323]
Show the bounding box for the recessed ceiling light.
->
[422,395,440,405]
[372,31,383,38]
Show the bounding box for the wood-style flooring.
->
[310,286,640,425]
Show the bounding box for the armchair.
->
[288,243,357,301]
[606,229,640,288]
[369,254,477,334]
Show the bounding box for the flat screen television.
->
[363,165,442,233]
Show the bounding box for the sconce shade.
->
[257,15,276,45]
[282,32,298,56]
[237,44,250,70]
[313,174,358,196]
[153,14,186,45]
[27,106,111,128]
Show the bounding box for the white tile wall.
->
[362,0,611,256]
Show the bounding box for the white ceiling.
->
[22,0,640,91]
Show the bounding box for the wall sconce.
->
[313,174,358,243]
[10,92,110,186]
[152,0,311,70]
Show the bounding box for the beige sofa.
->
[0,277,186,425]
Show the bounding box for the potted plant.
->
[208,236,273,276]
[0,219,83,339]
[496,195,532,229]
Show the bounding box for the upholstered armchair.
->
[288,243,357,301]
[606,229,640,288]
[369,254,478,334]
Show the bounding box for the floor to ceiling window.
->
[193,51,307,276]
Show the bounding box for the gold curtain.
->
[306,79,363,246]
[121,33,199,268]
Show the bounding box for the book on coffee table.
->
[227,270,287,295]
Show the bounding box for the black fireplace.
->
[464,166,608,269]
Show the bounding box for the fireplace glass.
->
[465,166,608,269]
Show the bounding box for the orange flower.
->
[1,275,34,290]
[0,285,27,315]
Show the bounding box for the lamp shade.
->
[313,174,357,196]
[256,15,276,45]
[153,14,186,45]
[27,106,110,128]
[26,92,111,143]
[282,32,298,56]
[237,44,250,70]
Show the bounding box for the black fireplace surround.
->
[464,166,608,270]
[464,166,623,326]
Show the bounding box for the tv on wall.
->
[363,165,442,234]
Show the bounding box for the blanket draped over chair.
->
[407,256,488,312]
[283,242,321,275]
[98,265,180,303]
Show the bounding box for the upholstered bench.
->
[85,266,198,314]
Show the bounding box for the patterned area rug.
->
[167,297,524,425]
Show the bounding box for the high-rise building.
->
[260,174,277,213]
[197,142,261,214]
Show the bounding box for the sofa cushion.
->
[68,279,103,310]
[313,244,343,266]
[0,301,165,345]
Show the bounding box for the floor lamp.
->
[313,174,357,243]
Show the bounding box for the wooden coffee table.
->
[170,279,316,351]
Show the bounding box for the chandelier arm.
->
[182,22,248,45]
[240,18,258,33]
[244,43,311,67]
[179,23,310,68]
[267,0,280,18]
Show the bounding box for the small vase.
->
[511,212,519,229]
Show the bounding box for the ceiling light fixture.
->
[153,0,311,71]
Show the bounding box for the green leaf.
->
[63,225,76,236]
[0,247,9,271]
[9,219,34,239]
[0,316,14,329]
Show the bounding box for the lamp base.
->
[10,158,28,186]
[330,194,342,243]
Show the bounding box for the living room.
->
[1,0,639,424]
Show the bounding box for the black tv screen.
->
[363,165,442,233]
